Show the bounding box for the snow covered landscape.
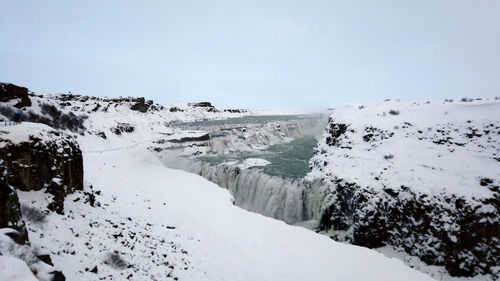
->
[0,83,498,281]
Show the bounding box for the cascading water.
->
[180,161,325,224]
[164,114,329,227]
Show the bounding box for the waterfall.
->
[182,116,327,154]
[161,156,326,225]
[163,114,330,226]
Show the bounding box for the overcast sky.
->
[1,0,499,110]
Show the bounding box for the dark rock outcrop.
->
[188,102,213,108]
[0,83,32,108]
[0,163,28,243]
[130,97,153,113]
[169,133,210,143]
[188,102,216,112]
[314,118,500,278]
[0,128,84,214]
[319,179,499,278]
[111,122,135,135]
[223,109,248,114]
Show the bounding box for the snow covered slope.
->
[0,85,437,280]
[17,144,433,281]
[308,99,500,278]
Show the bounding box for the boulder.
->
[0,166,28,243]
[0,83,32,108]
[169,133,210,143]
[130,97,152,113]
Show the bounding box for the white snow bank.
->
[0,122,56,147]
[308,99,500,199]
[237,158,271,169]
[0,256,38,281]
[18,146,433,281]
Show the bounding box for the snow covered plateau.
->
[0,83,498,281]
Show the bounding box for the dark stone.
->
[37,254,54,266]
[50,271,66,281]
[319,178,500,277]
[2,228,28,245]
[325,122,348,146]
[0,83,32,108]
[111,123,135,135]
[0,130,84,214]
[0,164,28,243]
[188,102,213,108]
[90,265,98,273]
[96,131,107,139]
[223,109,248,113]
[169,107,183,112]
[169,134,210,143]
[130,97,151,113]
[362,134,373,142]
[480,178,493,186]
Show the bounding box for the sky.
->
[1,0,499,110]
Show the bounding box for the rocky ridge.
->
[308,99,500,278]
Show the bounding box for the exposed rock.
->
[37,254,54,266]
[50,271,66,281]
[311,110,500,278]
[169,106,184,112]
[188,102,216,112]
[96,131,107,139]
[169,133,210,143]
[0,83,32,108]
[325,122,348,146]
[223,109,248,113]
[0,124,84,214]
[111,122,135,135]
[130,97,153,113]
[318,178,500,277]
[0,167,28,243]
[188,102,213,108]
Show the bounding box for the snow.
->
[15,145,433,281]
[0,256,39,281]
[236,158,271,169]
[2,94,489,280]
[0,229,58,281]
[376,246,493,281]
[0,122,57,146]
[308,99,500,199]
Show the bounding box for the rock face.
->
[318,178,499,277]
[0,124,84,214]
[130,97,153,113]
[0,124,78,280]
[169,133,210,143]
[111,122,135,135]
[0,163,28,243]
[0,83,32,108]
[188,102,216,112]
[308,101,500,278]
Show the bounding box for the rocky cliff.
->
[308,100,500,278]
[0,123,83,280]
[0,83,32,108]
[0,123,83,214]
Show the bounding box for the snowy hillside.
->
[0,84,437,281]
[308,99,500,278]
[15,142,433,281]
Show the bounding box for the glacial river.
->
[182,114,325,180]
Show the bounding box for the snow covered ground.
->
[2,90,498,280]
[308,98,500,279]
[308,99,500,199]
[16,143,433,281]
